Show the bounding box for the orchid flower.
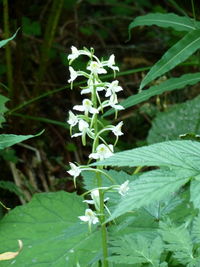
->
[73,99,99,116]
[89,144,113,160]
[79,208,99,230]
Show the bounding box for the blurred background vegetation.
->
[0,0,199,212]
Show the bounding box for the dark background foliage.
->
[0,0,199,211]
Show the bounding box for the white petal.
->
[78,215,89,222]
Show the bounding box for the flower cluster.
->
[67,46,124,163]
[66,46,129,228]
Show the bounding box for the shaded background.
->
[0,0,199,210]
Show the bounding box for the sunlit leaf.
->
[129,13,199,40]
[0,29,19,48]
[0,192,101,266]
[0,130,44,150]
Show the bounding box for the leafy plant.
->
[1,7,200,267]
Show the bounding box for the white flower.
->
[68,46,91,63]
[118,180,130,196]
[68,66,79,83]
[71,119,89,138]
[67,162,81,179]
[105,80,123,97]
[67,111,79,126]
[104,54,119,72]
[73,99,99,115]
[68,46,80,61]
[112,121,123,136]
[87,61,107,74]
[79,208,99,227]
[89,144,113,161]
[108,94,124,110]
[81,78,105,95]
[83,189,109,210]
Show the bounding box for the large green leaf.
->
[129,13,199,38]
[108,234,164,266]
[0,94,9,127]
[107,168,192,221]
[190,179,200,210]
[93,140,200,172]
[0,192,100,266]
[147,95,200,144]
[139,29,200,90]
[104,72,200,117]
[159,221,196,265]
[0,29,19,48]
[0,130,44,150]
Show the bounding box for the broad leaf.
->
[104,72,200,117]
[93,140,200,173]
[107,168,192,221]
[129,13,199,39]
[0,130,44,150]
[192,214,200,244]
[147,95,200,144]
[0,94,9,127]
[0,29,19,48]
[139,29,200,90]
[190,179,200,210]
[108,234,164,266]
[0,192,101,266]
[159,221,200,266]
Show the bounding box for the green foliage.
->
[0,131,44,150]
[108,235,165,266]
[129,13,200,36]
[0,94,9,127]
[104,72,200,116]
[0,29,19,48]
[0,192,101,266]
[148,95,200,144]
[22,17,41,36]
[0,181,23,197]
[139,29,200,90]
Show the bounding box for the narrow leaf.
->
[104,72,200,117]
[129,13,199,39]
[0,29,20,48]
[190,179,200,209]
[0,130,44,150]
[93,140,200,173]
[108,168,191,221]
[140,29,200,90]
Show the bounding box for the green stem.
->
[3,0,13,97]
[92,76,109,267]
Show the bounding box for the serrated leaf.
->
[93,141,200,173]
[159,221,198,266]
[192,214,200,244]
[107,168,192,221]
[129,13,199,39]
[108,234,163,266]
[148,95,200,144]
[0,29,19,48]
[0,130,44,150]
[104,72,200,117]
[190,179,200,209]
[0,192,101,266]
[0,94,9,127]
[140,29,200,90]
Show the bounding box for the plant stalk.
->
[92,77,109,267]
[3,0,13,97]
